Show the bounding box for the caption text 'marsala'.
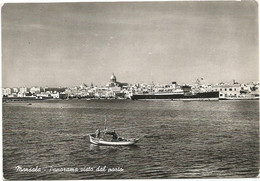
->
[15,166,124,173]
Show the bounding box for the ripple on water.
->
[2,100,259,179]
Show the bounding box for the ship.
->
[130,80,219,101]
[130,91,219,101]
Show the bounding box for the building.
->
[13,88,19,93]
[106,73,128,88]
[30,87,42,94]
[19,87,29,94]
[80,83,87,90]
[2,88,12,96]
[109,86,122,97]
[51,92,60,99]
[213,83,241,99]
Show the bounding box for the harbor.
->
[2,74,259,101]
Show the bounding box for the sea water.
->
[2,99,259,179]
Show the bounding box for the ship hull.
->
[89,134,139,146]
[131,91,219,100]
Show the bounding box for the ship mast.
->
[104,116,107,130]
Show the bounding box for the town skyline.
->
[2,2,258,88]
[2,72,259,101]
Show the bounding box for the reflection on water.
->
[3,100,259,179]
[89,144,140,152]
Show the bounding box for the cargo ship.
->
[130,81,219,101]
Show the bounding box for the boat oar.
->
[137,134,146,140]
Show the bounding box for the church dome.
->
[110,73,117,82]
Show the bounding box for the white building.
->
[19,87,29,94]
[213,83,241,99]
[17,92,26,97]
[13,88,19,93]
[30,87,41,94]
[51,93,60,99]
[2,88,11,96]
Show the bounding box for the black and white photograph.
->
[1,0,259,179]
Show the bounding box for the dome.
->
[110,73,117,82]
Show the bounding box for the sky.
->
[2,1,259,87]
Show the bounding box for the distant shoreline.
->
[3,98,259,102]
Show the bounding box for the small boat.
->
[88,117,140,146]
[89,133,139,146]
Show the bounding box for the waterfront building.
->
[8,93,17,97]
[213,83,241,99]
[19,87,29,94]
[2,88,12,96]
[30,87,41,94]
[37,92,52,99]
[50,92,60,99]
[85,88,95,96]
[95,87,109,98]
[13,88,19,93]
[59,93,68,99]
[109,86,122,98]
[17,92,26,97]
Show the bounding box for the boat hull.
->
[89,135,139,146]
[130,91,219,100]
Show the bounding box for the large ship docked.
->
[130,81,219,101]
[130,91,219,100]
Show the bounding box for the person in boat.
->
[104,130,118,140]
[112,130,118,140]
[95,129,101,139]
